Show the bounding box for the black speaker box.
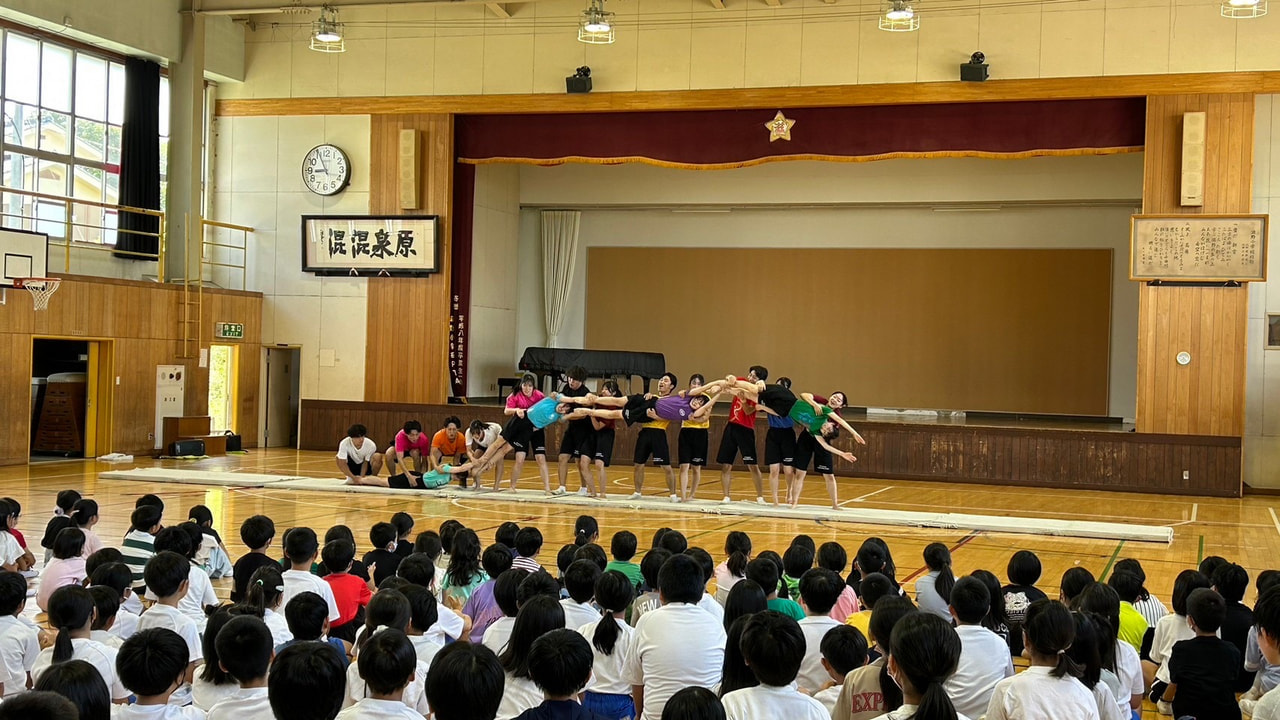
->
[566,76,593,94]
[960,63,989,82]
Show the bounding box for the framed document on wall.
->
[301,215,439,276]
[1130,214,1268,282]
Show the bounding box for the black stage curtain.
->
[115,57,161,259]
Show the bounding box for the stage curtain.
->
[541,210,580,347]
[456,98,1146,169]
[115,58,162,259]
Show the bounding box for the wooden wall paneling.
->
[1136,95,1252,444]
[216,71,1280,118]
[586,247,1113,416]
[364,114,454,405]
[0,276,263,465]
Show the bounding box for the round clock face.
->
[303,144,350,196]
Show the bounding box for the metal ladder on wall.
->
[176,214,253,360]
[177,215,202,360]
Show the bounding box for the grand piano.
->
[518,347,666,393]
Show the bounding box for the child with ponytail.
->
[36,527,86,612]
[882,613,963,720]
[69,500,103,558]
[984,599,1101,720]
[579,570,636,720]
[916,543,955,622]
[244,564,293,647]
[714,531,752,604]
[32,585,130,702]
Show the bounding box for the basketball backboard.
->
[0,227,49,287]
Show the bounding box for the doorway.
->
[208,344,240,433]
[30,337,114,461]
[263,346,301,448]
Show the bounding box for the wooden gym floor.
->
[2,449,1275,718]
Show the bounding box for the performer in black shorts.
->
[677,374,721,502]
[629,372,679,502]
[763,377,799,507]
[715,365,768,504]
[556,366,593,496]
[578,380,622,499]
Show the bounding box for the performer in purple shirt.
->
[570,377,732,426]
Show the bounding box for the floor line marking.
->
[1099,540,1126,582]
[1198,535,1205,564]
[1269,508,1280,537]
[1191,503,1199,523]
[850,486,893,503]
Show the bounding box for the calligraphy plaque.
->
[301,215,439,276]
[1130,214,1267,282]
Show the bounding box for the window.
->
[0,29,169,245]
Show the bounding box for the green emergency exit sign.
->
[215,322,244,339]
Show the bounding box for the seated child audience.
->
[562,559,604,629]
[0,570,40,698]
[714,533,751,605]
[32,658,111,720]
[151,525,219,630]
[464,543,515,642]
[320,526,371,580]
[1145,569,1211,704]
[513,527,545,574]
[818,542,859,623]
[482,570,526,653]
[86,585,124,648]
[1061,567,1097,606]
[1244,572,1280,711]
[1106,569,1149,653]
[88,562,140,639]
[496,522,520,550]
[443,529,489,606]
[1001,550,1047,657]
[281,590,351,662]
[193,607,244,710]
[137,550,203,706]
[39,489,81,562]
[796,568,844,691]
[344,589,431,716]
[812,625,868,714]
[187,505,232,578]
[968,570,1011,640]
[1214,562,1258,692]
[364,522,405,587]
[121,504,163,595]
[624,554,727,720]
[498,595,568,720]
[32,585,129,702]
[1076,582,1143,718]
[232,515,277,603]
[68,499,104,558]
[720,612,829,720]
[401,584,443,668]
[0,498,33,573]
[0,690,79,719]
[281,527,341,623]
[606,531,644,589]
[1064,612,1126,720]
[115,628,206,719]
[516,629,608,720]
[834,596,916,720]
[685,548,725,624]
[1243,585,1280,720]
[578,570,636,720]
[943,576,1014,720]
[36,527,86,611]
[206,615,274,720]
[882,613,965,720]
[843,573,896,640]
[391,512,416,557]
[719,615,757,698]
[1113,558,1167,628]
[339,628,421,720]
[985,599,1098,720]
[660,687,726,720]
[782,543,815,601]
[915,543,956,622]
[243,564,294,646]
[1162,587,1242,720]
[269,641,349,720]
[425,643,505,720]
[322,539,376,642]
[723,581,767,632]
[746,557,804,621]
[630,549,670,626]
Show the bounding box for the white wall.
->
[1245,95,1280,489]
[209,112,372,444]
[507,155,1144,418]
[467,164,522,397]
[0,0,244,80]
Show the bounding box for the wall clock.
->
[303,144,350,196]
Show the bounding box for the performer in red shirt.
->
[714,365,768,504]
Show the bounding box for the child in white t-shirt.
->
[114,626,207,719]
[137,551,204,707]
[0,569,41,698]
[986,599,1100,720]
[32,585,129,701]
[811,624,868,714]
[207,615,275,720]
[721,612,829,720]
[578,571,637,720]
[339,628,424,720]
[873,613,971,720]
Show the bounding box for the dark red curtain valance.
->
[456,98,1146,169]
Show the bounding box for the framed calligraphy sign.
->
[301,215,440,276]
[1130,214,1268,282]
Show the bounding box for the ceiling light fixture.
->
[879,0,919,31]
[310,6,345,52]
[578,0,615,44]
[1221,0,1266,18]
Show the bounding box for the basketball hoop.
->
[13,277,61,311]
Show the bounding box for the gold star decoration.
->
[766,111,796,142]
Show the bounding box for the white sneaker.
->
[576,487,589,496]
[551,486,567,496]
[720,496,732,503]
[756,496,766,505]
[1156,700,1173,716]
[19,569,38,579]
[628,492,643,500]
[670,494,681,503]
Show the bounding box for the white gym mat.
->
[100,468,307,487]
[267,477,1173,543]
